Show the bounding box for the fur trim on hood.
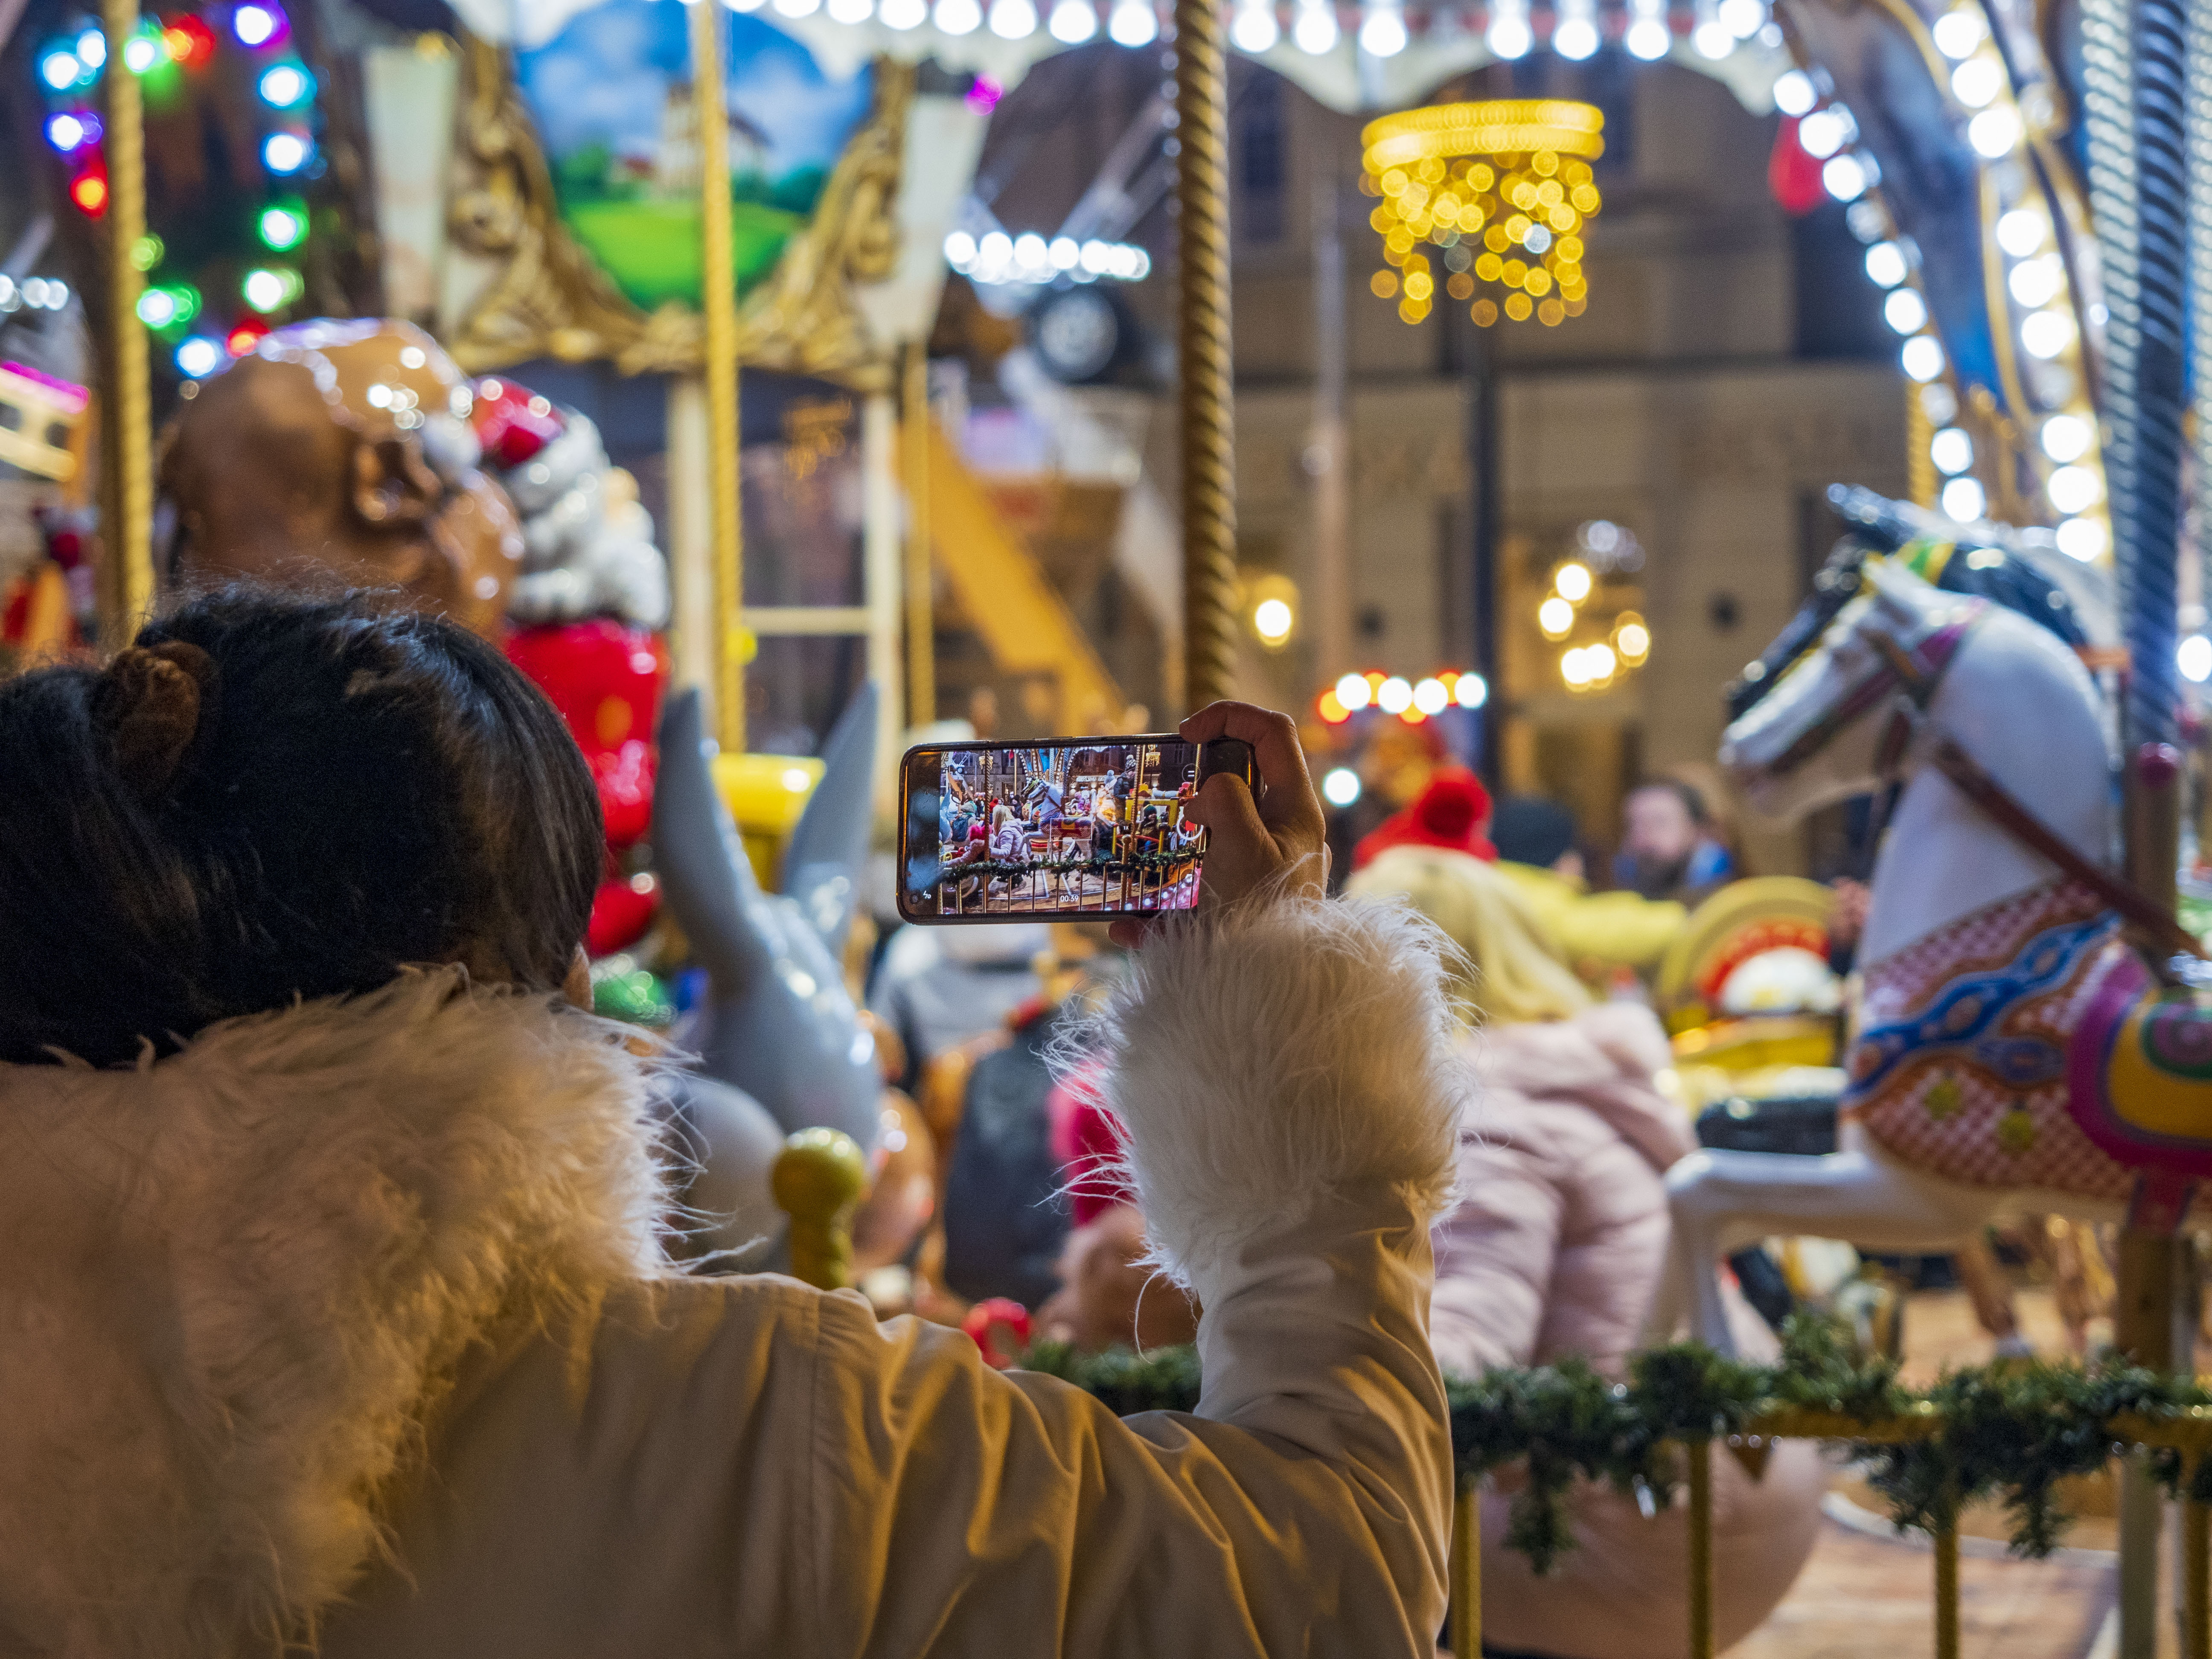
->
[0,968,668,1658]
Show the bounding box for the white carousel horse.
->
[1654,555,2212,1353]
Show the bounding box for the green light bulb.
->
[257,204,306,252]
[242,268,289,314]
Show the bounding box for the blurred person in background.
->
[870,920,1051,1094]
[1492,795,1686,983]
[1612,777,1735,905]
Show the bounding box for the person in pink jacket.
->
[1347,845,1825,1659]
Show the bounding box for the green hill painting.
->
[518,3,871,311]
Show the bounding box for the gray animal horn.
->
[652,686,882,1147]
[652,687,771,987]
[781,680,879,961]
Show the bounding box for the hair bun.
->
[93,641,216,802]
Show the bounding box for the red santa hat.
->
[1351,764,1497,870]
[470,375,567,470]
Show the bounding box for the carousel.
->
[0,0,2208,1647]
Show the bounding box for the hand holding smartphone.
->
[896,704,1318,926]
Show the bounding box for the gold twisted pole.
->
[689,0,744,753]
[1904,383,1936,511]
[1449,1476,1480,1656]
[902,341,934,727]
[102,0,151,643]
[2188,1483,2209,1659]
[1933,1515,1960,1659]
[1686,1437,1714,1659]
[1174,0,1239,713]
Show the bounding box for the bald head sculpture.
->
[158,320,522,636]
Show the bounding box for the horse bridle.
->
[1761,601,1985,780]
[1843,607,2208,965]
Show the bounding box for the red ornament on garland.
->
[961,1298,1034,1369]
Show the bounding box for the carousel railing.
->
[1435,1350,2212,1659]
[1437,1404,2212,1659]
[766,1149,2212,1659]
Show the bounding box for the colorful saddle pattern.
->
[2071,951,2212,1182]
[1844,879,2139,1199]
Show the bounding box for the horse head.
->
[1720,556,1975,821]
[1720,481,2120,825]
[652,687,882,1149]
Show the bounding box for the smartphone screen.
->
[899,737,1208,922]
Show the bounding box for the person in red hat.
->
[1351,763,1497,870]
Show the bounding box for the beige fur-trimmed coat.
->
[0,897,1464,1658]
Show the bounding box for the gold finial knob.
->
[771,1126,870,1291]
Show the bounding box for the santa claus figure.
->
[472,378,669,632]
[475,377,674,958]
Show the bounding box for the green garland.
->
[1019,1317,2212,1572]
[1022,1339,1204,1415]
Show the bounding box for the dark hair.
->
[0,588,602,1065]
[1631,776,1711,829]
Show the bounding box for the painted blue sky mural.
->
[512,0,873,308]
[519,2,870,182]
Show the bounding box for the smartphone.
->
[898,735,1255,923]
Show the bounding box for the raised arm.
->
[809,710,1467,1657]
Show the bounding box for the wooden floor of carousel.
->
[1723,1288,2170,1659]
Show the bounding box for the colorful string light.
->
[1361,99,1603,328]
[35,3,322,370]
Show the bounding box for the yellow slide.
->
[922,421,1125,731]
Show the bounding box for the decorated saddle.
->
[1844,878,2212,1202]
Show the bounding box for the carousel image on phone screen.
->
[900,739,1206,920]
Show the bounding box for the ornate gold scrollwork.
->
[443,33,911,386]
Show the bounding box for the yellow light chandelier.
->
[1360,99,1604,329]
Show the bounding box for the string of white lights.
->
[742,0,1774,56]
[945,228,1153,284]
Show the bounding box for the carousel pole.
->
[2081,0,2138,591]
[1174,0,1239,713]
[2087,0,2194,1648]
[689,0,745,754]
[2193,0,2212,608]
[1904,384,1937,511]
[862,389,905,792]
[99,0,152,643]
[1309,167,1350,693]
[1466,318,1498,785]
[903,342,935,728]
[2124,0,2188,912]
[2192,0,2212,987]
